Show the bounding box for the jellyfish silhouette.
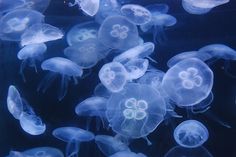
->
[68,0,100,16]
[38,57,83,101]
[106,83,166,139]
[17,43,47,82]
[109,151,147,157]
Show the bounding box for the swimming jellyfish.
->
[68,0,100,16]
[38,57,83,101]
[174,120,209,148]
[98,15,139,50]
[161,58,213,106]
[106,83,166,138]
[109,151,147,157]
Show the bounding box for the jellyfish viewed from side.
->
[68,0,100,16]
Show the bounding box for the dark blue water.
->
[0,0,236,157]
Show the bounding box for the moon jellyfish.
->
[95,135,130,156]
[0,9,44,41]
[99,62,128,93]
[174,120,209,148]
[145,3,169,14]
[98,15,139,50]
[0,0,25,14]
[109,151,147,157]
[17,43,47,81]
[182,0,230,15]
[107,83,166,138]
[22,0,51,12]
[21,23,63,46]
[162,58,213,106]
[38,57,83,101]
[68,0,100,16]
[94,83,112,98]
[66,21,99,46]
[120,4,152,25]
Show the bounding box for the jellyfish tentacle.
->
[37,72,58,93]
[19,59,28,82]
[58,75,69,101]
[66,139,79,157]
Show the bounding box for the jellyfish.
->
[162,58,213,106]
[95,135,130,156]
[68,0,100,16]
[109,151,147,157]
[17,43,47,81]
[182,0,230,15]
[22,0,51,13]
[98,62,128,93]
[52,127,94,157]
[106,83,166,139]
[0,0,25,14]
[98,15,139,50]
[145,3,169,14]
[120,4,152,25]
[0,9,44,41]
[38,57,83,101]
[174,120,209,148]
[66,21,100,46]
[20,23,64,46]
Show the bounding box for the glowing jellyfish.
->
[94,83,112,98]
[21,23,63,46]
[182,0,230,15]
[98,15,139,50]
[120,4,152,25]
[66,21,100,46]
[0,9,44,41]
[109,151,147,157]
[95,135,130,156]
[99,62,128,93]
[162,58,213,106]
[174,120,209,148]
[107,83,166,138]
[68,0,100,16]
[17,43,47,81]
[38,57,83,101]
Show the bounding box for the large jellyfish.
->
[174,120,209,148]
[106,83,166,139]
[98,15,139,50]
[0,9,44,41]
[21,23,64,46]
[120,4,152,25]
[182,0,230,15]
[38,57,83,101]
[68,0,100,16]
[109,151,147,157]
[161,58,213,106]
[17,43,47,81]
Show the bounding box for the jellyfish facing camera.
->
[109,151,147,157]
[68,0,100,16]
[21,23,63,46]
[0,9,44,41]
[17,43,47,82]
[162,58,213,106]
[174,120,209,148]
[38,57,83,101]
[182,0,230,15]
[98,15,139,50]
[106,83,166,139]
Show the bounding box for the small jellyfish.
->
[66,21,100,46]
[98,15,139,50]
[95,135,130,156]
[182,0,230,15]
[106,83,166,139]
[98,62,128,93]
[17,43,47,81]
[174,120,209,148]
[38,57,83,101]
[109,151,147,157]
[68,0,100,16]
[162,58,213,106]
[0,9,44,41]
[94,83,112,99]
[121,4,152,25]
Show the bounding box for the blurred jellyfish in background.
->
[68,0,100,16]
[38,57,83,101]
[109,151,147,157]
[174,120,209,148]
[182,0,230,15]
[17,43,47,81]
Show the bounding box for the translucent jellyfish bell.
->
[68,0,100,16]
[107,83,166,138]
[99,62,128,93]
[109,151,147,157]
[0,9,44,41]
[98,15,139,50]
[145,3,169,14]
[38,57,83,101]
[120,4,152,25]
[162,58,213,106]
[21,23,63,46]
[174,120,209,148]
[182,0,230,15]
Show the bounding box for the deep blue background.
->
[0,0,236,156]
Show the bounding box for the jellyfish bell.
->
[109,151,147,157]
[68,0,100,16]
[145,3,169,14]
